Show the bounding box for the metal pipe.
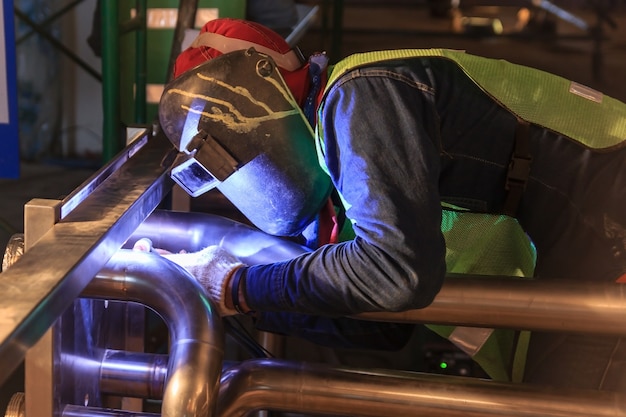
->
[94,353,243,400]
[134,210,626,337]
[82,250,224,417]
[13,7,102,81]
[218,358,626,417]
[127,210,310,264]
[99,350,168,399]
[16,0,87,44]
[101,0,122,162]
[532,0,589,31]
[358,273,626,336]
[15,208,626,417]
[63,404,158,417]
[166,0,199,83]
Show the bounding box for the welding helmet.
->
[158,19,332,236]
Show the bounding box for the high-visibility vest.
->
[315,48,626,381]
[320,48,626,151]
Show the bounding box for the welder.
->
[145,18,626,390]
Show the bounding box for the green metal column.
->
[101,0,121,162]
[103,0,245,162]
[101,0,148,162]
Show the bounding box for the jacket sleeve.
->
[244,65,447,316]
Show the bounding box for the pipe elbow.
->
[90,251,225,417]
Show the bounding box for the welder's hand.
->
[133,239,243,316]
[165,246,244,316]
[132,238,172,255]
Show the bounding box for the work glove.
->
[133,238,243,316]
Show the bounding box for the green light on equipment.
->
[439,362,448,369]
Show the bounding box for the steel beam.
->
[0,131,174,386]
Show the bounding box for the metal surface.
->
[62,405,158,417]
[99,350,168,400]
[126,210,310,263]
[218,358,626,417]
[133,210,626,338]
[23,197,63,417]
[13,5,101,82]
[165,0,199,84]
[285,4,320,47]
[0,130,174,387]
[61,132,149,218]
[358,273,626,336]
[82,250,224,417]
[4,126,626,417]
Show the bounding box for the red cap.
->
[174,18,310,105]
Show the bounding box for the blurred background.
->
[5,0,626,167]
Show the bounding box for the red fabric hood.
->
[173,18,310,106]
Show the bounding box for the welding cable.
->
[224,317,274,359]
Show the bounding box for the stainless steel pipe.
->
[32,210,626,417]
[136,210,626,337]
[127,210,310,264]
[359,273,626,336]
[95,352,240,400]
[218,358,626,417]
[99,350,168,399]
[68,354,626,417]
[82,250,224,417]
[62,404,158,417]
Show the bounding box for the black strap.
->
[230,268,248,315]
[503,119,532,217]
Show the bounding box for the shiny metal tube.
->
[99,350,168,399]
[96,352,241,400]
[82,250,224,417]
[127,210,310,264]
[359,273,626,336]
[218,358,626,417]
[63,404,158,417]
[55,211,626,417]
[135,210,626,337]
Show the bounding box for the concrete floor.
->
[1,1,626,414]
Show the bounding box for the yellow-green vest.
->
[315,48,626,381]
[321,48,626,150]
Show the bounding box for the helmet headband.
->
[190,31,304,72]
